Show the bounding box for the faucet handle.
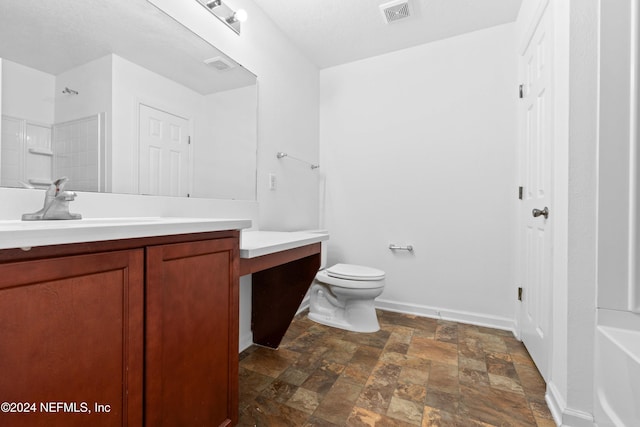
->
[53,176,69,190]
[57,191,77,201]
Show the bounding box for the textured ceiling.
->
[0,0,256,94]
[252,0,523,69]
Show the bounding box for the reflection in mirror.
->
[0,0,258,200]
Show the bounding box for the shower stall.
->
[0,113,105,192]
[594,1,640,425]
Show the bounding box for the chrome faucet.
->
[22,177,82,221]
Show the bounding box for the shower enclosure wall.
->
[0,113,105,192]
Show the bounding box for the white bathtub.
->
[595,311,640,427]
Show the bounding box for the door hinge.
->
[518,287,523,301]
[188,136,191,145]
[518,186,523,200]
[519,84,524,99]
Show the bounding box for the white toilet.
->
[309,263,385,333]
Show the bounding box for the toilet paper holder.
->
[389,244,414,252]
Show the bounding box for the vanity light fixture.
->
[196,0,247,34]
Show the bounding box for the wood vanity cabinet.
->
[0,231,239,427]
[0,249,144,427]
[145,237,239,427]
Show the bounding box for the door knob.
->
[532,207,549,219]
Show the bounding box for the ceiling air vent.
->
[379,0,411,24]
[203,56,235,71]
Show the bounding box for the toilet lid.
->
[326,264,385,281]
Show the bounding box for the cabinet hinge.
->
[518,186,523,200]
[519,84,524,99]
[518,287,523,301]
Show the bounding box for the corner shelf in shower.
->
[28,178,53,187]
[28,147,54,156]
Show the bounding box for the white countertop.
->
[0,217,252,250]
[240,230,329,259]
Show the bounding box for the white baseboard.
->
[375,298,517,334]
[562,408,595,427]
[546,381,595,427]
[546,381,565,426]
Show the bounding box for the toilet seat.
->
[316,264,385,290]
[326,263,385,281]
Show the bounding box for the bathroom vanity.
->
[0,218,250,427]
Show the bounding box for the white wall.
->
[597,0,636,312]
[195,85,257,200]
[562,1,599,424]
[562,1,600,425]
[1,60,55,124]
[551,0,571,417]
[319,24,517,330]
[111,54,204,194]
[55,55,112,125]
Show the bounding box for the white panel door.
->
[139,104,190,197]
[519,3,553,381]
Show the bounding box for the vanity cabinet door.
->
[0,249,144,427]
[145,238,239,427]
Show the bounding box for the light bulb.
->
[234,9,248,23]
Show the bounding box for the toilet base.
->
[308,283,381,333]
[308,311,380,333]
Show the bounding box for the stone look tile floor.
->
[238,310,555,426]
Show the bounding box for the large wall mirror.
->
[0,0,258,200]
